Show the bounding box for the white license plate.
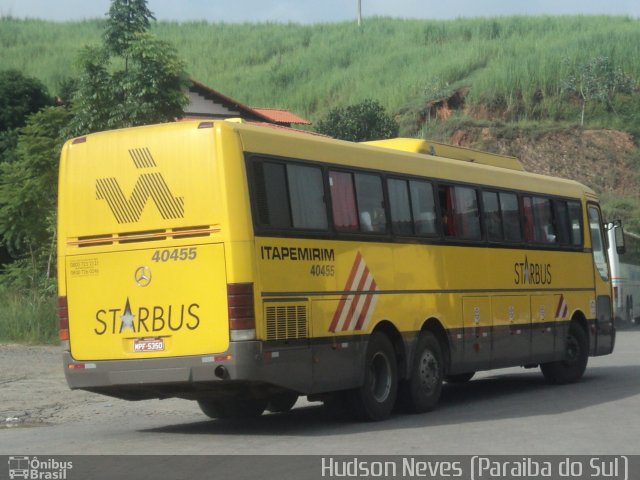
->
[133,338,165,352]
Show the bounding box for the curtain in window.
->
[330,171,358,231]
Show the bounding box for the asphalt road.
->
[1,331,639,457]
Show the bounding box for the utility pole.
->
[357,0,362,27]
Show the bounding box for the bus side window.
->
[388,179,413,235]
[532,196,556,243]
[554,200,571,245]
[567,201,583,246]
[439,185,456,237]
[253,161,292,229]
[287,164,328,230]
[453,186,481,240]
[354,173,387,233]
[410,180,437,235]
[329,171,359,232]
[482,191,502,241]
[522,196,534,242]
[500,192,522,242]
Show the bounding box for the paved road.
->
[1,331,639,457]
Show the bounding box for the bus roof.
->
[227,120,594,199]
[362,138,524,172]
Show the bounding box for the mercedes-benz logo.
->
[134,266,152,287]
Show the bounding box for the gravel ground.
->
[0,344,201,428]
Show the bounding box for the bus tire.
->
[540,322,589,384]
[445,372,475,384]
[198,396,267,419]
[197,399,225,419]
[266,392,298,413]
[350,332,398,421]
[399,332,444,413]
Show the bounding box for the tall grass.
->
[0,287,58,344]
[1,15,639,123]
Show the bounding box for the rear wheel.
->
[198,395,267,419]
[540,321,589,384]
[350,332,398,421]
[399,332,444,413]
[445,372,475,384]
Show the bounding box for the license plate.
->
[133,337,165,352]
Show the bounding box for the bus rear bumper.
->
[62,341,312,400]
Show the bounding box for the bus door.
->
[587,204,615,355]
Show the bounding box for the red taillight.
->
[58,296,70,345]
[227,283,256,340]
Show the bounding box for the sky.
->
[0,0,639,23]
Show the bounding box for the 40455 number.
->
[309,264,335,277]
[152,247,197,263]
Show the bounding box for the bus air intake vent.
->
[70,225,220,247]
[265,305,308,340]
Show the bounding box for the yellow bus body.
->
[58,120,614,418]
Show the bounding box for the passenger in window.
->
[442,209,454,236]
[544,224,556,243]
[360,211,374,232]
[371,207,386,232]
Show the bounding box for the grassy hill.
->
[2,15,639,125]
[2,15,640,233]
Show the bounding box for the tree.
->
[68,0,188,136]
[315,99,399,142]
[0,107,71,290]
[104,0,155,58]
[562,56,636,126]
[0,70,52,270]
[0,70,51,132]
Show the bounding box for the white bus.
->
[607,223,640,325]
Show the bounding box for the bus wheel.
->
[350,332,398,421]
[266,392,298,413]
[197,399,225,419]
[399,332,444,413]
[198,396,267,419]
[445,372,475,384]
[540,322,589,384]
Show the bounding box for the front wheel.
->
[540,322,589,384]
[399,332,444,413]
[350,332,398,421]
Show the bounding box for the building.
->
[185,79,311,128]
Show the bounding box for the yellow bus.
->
[57,119,617,421]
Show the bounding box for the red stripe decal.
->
[329,252,362,332]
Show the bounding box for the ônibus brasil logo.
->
[8,456,73,479]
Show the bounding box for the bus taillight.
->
[227,283,256,341]
[58,296,70,349]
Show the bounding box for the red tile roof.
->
[252,108,311,125]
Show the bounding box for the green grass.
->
[1,15,639,126]
[0,288,58,344]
